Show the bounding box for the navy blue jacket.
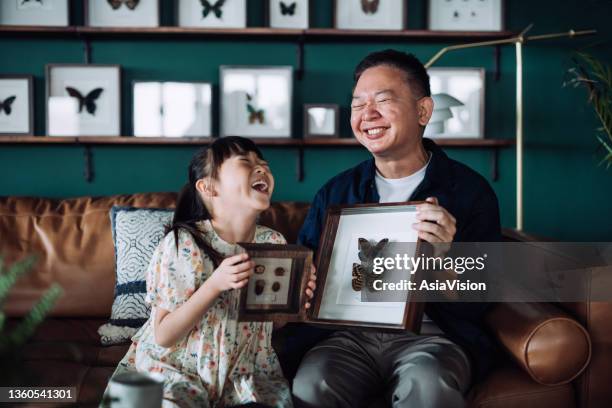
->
[297,137,501,380]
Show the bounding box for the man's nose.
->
[363,104,381,121]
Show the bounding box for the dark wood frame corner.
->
[237,243,313,324]
[0,74,34,136]
[83,0,162,28]
[303,103,340,138]
[333,0,408,30]
[306,202,427,332]
[45,63,123,137]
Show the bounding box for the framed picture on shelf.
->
[334,0,405,31]
[133,81,212,138]
[0,75,34,136]
[46,64,122,136]
[428,0,504,32]
[304,104,339,138]
[0,0,69,27]
[267,0,309,29]
[220,66,293,138]
[85,0,160,28]
[177,0,246,28]
[237,243,313,322]
[424,67,485,139]
[308,203,426,331]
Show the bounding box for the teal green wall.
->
[0,0,610,240]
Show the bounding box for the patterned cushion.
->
[98,206,173,345]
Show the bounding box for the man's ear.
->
[417,96,434,126]
[195,178,215,198]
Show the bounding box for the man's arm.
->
[298,187,328,251]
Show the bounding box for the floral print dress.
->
[105,220,293,408]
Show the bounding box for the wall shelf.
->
[0,135,515,148]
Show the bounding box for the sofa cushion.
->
[98,206,173,345]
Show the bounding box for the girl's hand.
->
[208,253,254,294]
[304,264,317,309]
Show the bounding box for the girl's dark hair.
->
[165,136,264,268]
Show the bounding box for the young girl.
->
[106,137,314,408]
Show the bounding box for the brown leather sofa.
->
[1,193,609,407]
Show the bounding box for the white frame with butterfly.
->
[310,202,426,331]
[0,0,69,27]
[267,0,309,29]
[220,65,293,138]
[0,75,34,135]
[85,0,160,28]
[46,64,122,137]
[177,0,246,29]
[427,0,504,32]
[334,0,406,31]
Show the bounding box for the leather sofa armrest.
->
[485,302,591,385]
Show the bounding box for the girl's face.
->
[212,151,274,213]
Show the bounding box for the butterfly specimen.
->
[0,96,16,116]
[274,267,285,276]
[351,237,389,292]
[255,279,266,296]
[255,265,266,274]
[361,0,380,15]
[201,0,226,19]
[272,282,281,292]
[107,0,140,10]
[246,93,265,125]
[65,87,104,115]
[279,1,297,16]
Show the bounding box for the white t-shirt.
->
[374,155,443,334]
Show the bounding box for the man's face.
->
[350,65,432,157]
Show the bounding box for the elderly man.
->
[292,49,501,408]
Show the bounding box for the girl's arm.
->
[153,253,254,348]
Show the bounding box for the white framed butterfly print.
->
[85,0,160,28]
[304,104,339,138]
[133,81,212,138]
[177,0,246,29]
[0,75,34,135]
[267,0,309,29]
[220,66,293,138]
[334,0,406,30]
[309,202,426,331]
[0,0,69,27]
[46,64,122,137]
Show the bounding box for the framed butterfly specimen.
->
[334,0,406,30]
[304,104,339,138]
[220,66,293,138]
[237,243,313,323]
[0,75,34,136]
[0,0,69,26]
[428,0,504,32]
[308,202,426,331]
[266,0,310,29]
[46,64,122,136]
[177,0,246,28]
[85,0,159,28]
[133,81,212,138]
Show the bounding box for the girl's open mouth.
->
[251,180,269,193]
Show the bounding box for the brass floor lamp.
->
[425,25,596,230]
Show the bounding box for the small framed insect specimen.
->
[46,64,121,136]
[0,0,70,27]
[303,104,339,138]
[85,0,160,28]
[0,75,34,136]
[237,243,313,323]
[334,0,406,30]
[266,0,310,29]
[176,0,246,28]
[309,202,426,331]
[220,66,293,138]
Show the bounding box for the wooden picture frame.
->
[307,202,427,332]
[265,0,311,29]
[0,0,70,27]
[333,0,407,31]
[84,0,160,28]
[0,75,34,136]
[303,104,339,138]
[427,0,505,32]
[46,64,122,136]
[237,243,313,323]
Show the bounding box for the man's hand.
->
[413,197,456,258]
[304,264,316,309]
